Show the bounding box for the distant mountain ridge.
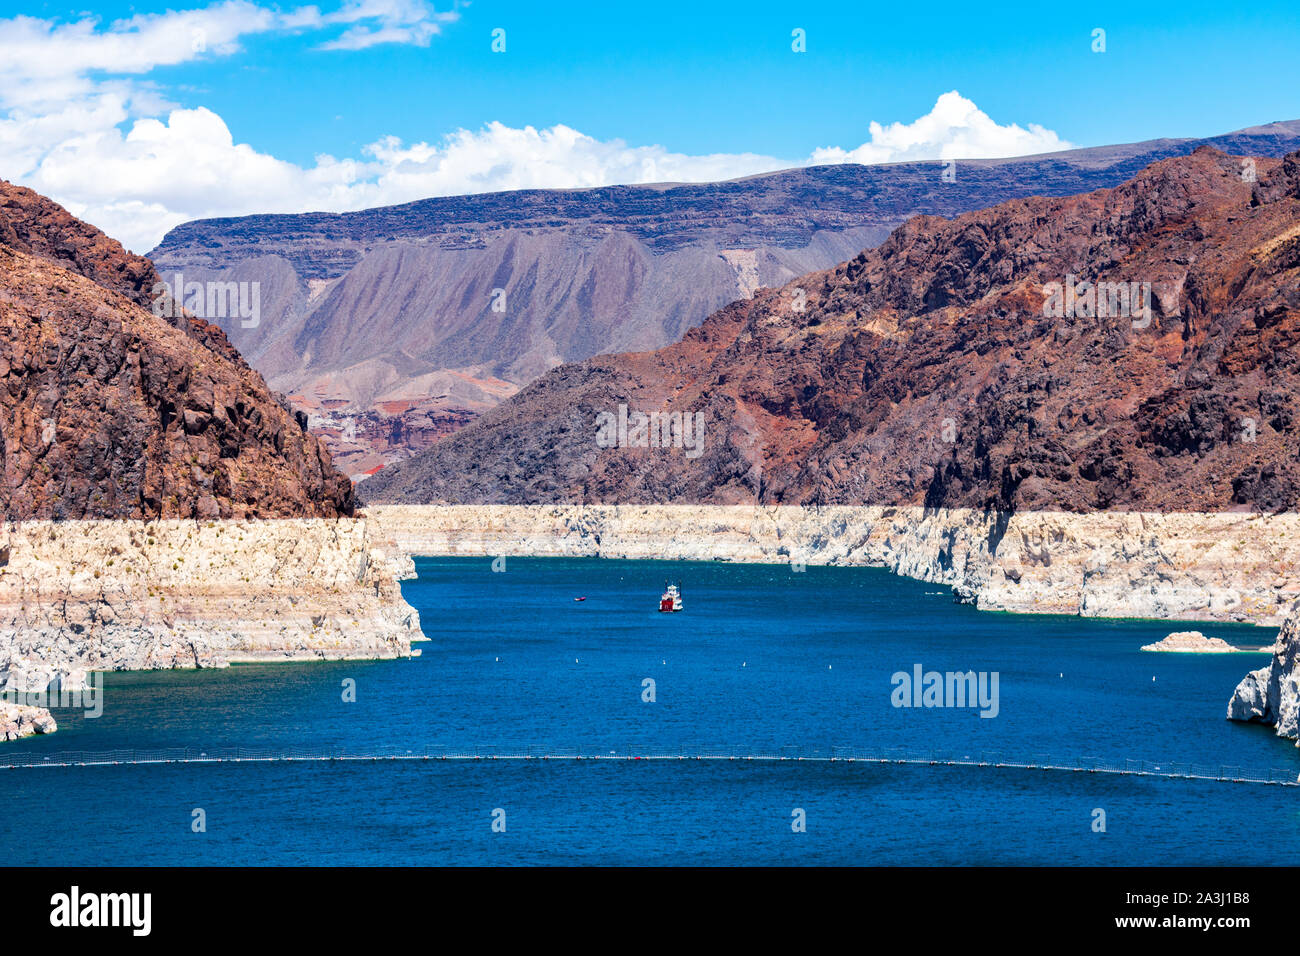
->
[153,120,1300,274]
[149,120,1300,477]
[360,146,1300,513]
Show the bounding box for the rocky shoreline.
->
[3,504,1296,750]
[0,516,425,696]
[1228,614,1300,745]
[0,702,56,741]
[366,504,1300,624]
[367,503,1300,747]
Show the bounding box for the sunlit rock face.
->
[0,178,354,521]
[1229,608,1300,745]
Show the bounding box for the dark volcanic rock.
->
[0,181,354,520]
[361,147,1300,513]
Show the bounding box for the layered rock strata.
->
[365,504,1299,625]
[0,516,422,694]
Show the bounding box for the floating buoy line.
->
[0,747,1295,787]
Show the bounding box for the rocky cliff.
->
[366,504,1300,625]
[0,516,421,694]
[1229,606,1300,746]
[150,121,1300,475]
[0,185,424,707]
[351,147,1300,750]
[362,147,1300,514]
[0,179,160,309]
[0,180,354,520]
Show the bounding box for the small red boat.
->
[574,596,587,602]
[659,583,683,613]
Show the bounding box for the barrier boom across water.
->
[1,746,1297,786]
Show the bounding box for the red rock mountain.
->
[362,147,1300,513]
[0,180,353,519]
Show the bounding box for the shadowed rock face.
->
[149,122,1300,474]
[0,180,354,520]
[361,147,1300,513]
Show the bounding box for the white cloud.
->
[317,0,457,49]
[358,123,789,195]
[0,3,1071,255]
[810,91,1071,164]
[0,3,276,110]
[0,1,457,109]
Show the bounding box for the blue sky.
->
[4,0,1298,251]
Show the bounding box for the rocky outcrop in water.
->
[1228,606,1300,745]
[0,702,56,740]
[1141,631,1243,652]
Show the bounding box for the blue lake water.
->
[3,557,1298,865]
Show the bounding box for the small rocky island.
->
[1,703,56,741]
[1142,631,1247,653]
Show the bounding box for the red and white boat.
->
[659,583,683,613]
